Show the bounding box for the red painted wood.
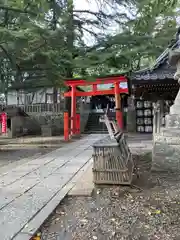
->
[1,112,7,134]
[71,85,76,135]
[115,109,123,129]
[64,76,127,86]
[64,75,129,134]
[114,82,123,129]
[64,88,128,97]
[92,84,97,92]
[64,111,69,141]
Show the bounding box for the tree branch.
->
[0,44,20,72]
[0,5,37,16]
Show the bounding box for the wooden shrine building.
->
[129,38,180,133]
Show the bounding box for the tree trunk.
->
[53,87,58,103]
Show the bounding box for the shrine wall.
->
[127,96,173,133]
[135,99,153,133]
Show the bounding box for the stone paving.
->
[127,133,152,154]
[0,134,104,240]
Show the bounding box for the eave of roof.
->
[132,37,179,82]
[9,73,129,92]
[8,82,84,92]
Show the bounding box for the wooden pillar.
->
[92,84,97,93]
[71,85,76,135]
[114,82,123,129]
[1,112,7,134]
[64,111,69,141]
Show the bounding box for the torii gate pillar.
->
[64,76,129,139]
[114,82,123,129]
[71,85,76,134]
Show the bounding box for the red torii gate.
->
[63,75,129,140]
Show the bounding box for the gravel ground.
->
[40,152,180,240]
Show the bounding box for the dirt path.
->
[40,152,180,240]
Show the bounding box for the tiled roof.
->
[132,36,179,81]
[133,66,176,81]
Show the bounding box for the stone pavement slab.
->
[127,134,152,154]
[0,134,105,240]
[68,161,93,197]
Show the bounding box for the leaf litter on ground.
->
[40,151,180,240]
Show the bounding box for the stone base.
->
[165,114,180,128]
[41,125,52,137]
[126,110,136,132]
[152,133,180,172]
[160,128,180,139]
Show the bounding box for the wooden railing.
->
[20,103,63,114]
[3,103,64,115]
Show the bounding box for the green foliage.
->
[0,0,178,94]
[78,0,179,76]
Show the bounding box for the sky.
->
[74,0,103,45]
[74,0,98,11]
[73,0,119,45]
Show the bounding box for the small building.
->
[6,81,66,115]
[128,39,179,133]
[6,79,86,116]
[7,82,64,106]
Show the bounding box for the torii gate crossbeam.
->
[64,75,129,138]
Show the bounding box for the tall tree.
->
[0,0,178,95]
[75,0,179,76]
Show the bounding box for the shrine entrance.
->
[63,75,129,140]
[90,95,115,112]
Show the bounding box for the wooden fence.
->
[0,103,64,115]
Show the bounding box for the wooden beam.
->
[64,76,127,86]
[64,88,128,97]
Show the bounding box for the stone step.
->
[165,114,180,128]
[85,127,108,130]
[152,141,180,172]
[85,123,108,126]
[84,113,113,133]
[154,133,180,145]
[160,128,180,137]
[84,130,108,134]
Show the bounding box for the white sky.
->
[74,0,119,45]
[73,0,135,46]
[74,0,98,11]
[74,0,103,45]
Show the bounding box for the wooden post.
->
[64,111,69,141]
[114,82,123,129]
[71,85,76,135]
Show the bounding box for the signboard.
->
[97,83,113,90]
[97,82,128,91]
[1,112,7,134]
[119,82,128,89]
